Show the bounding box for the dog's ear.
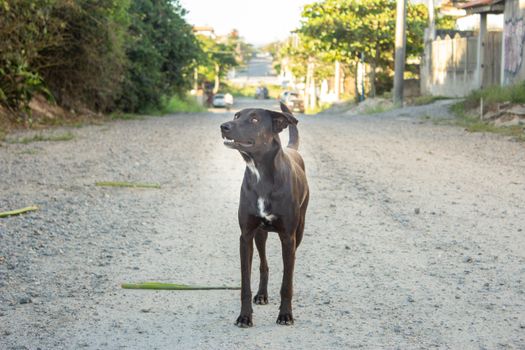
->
[269,106,298,133]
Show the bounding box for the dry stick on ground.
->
[95,181,161,189]
[121,282,240,290]
[0,206,39,218]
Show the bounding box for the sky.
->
[179,0,316,46]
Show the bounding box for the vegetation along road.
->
[1,99,524,349]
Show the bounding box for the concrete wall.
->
[421,34,481,97]
[502,0,525,85]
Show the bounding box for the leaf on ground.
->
[121,282,240,290]
[0,205,39,218]
[95,181,161,189]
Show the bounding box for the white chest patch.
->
[257,197,276,221]
[246,158,260,182]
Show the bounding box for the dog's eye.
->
[234,113,240,120]
[251,117,259,123]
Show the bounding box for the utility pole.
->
[428,0,435,38]
[422,0,435,95]
[334,60,341,101]
[393,0,407,106]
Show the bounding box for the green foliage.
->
[0,0,201,117]
[412,95,450,106]
[41,0,130,111]
[463,82,525,110]
[436,12,456,30]
[196,34,238,91]
[158,95,206,114]
[0,0,61,113]
[0,63,50,112]
[118,0,200,113]
[225,84,281,99]
[285,0,428,97]
[449,87,525,142]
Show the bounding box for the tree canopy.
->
[297,0,428,95]
[0,0,202,116]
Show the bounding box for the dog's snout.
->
[221,122,232,133]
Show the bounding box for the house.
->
[192,26,216,39]
[501,0,525,85]
[421,0,524,96]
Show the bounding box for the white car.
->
[213,93,234,109]
[213,94,226,107]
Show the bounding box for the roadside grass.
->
[225,84,282,99]
[110,94,205,120]
[7,131,75,144]
[463,82,525,109]
[17,148,40,155]
[95,181,161,189]
[110,113,146,121]
[412,95,450,106]
[446,100,525,141]
[158,95,206,114]
[306,102,332,115]
[364,104,395,115]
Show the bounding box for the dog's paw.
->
[253,293,268,305]
[235,314,253,328]
[276,313,294,325]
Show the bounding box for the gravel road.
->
[1,98,524,349]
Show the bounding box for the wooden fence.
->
[423,32,502,97]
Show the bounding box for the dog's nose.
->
[221,122,232,132]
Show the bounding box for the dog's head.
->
[220,102,297,152]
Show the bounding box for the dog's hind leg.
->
[295,216,305,249]
[295,194,309,249]
[253,228,269,305]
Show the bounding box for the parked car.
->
[213,94,226,107]
[213,93,234,109]
[279,91,305,113]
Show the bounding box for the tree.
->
[118,0,200,112]
[41,0,130,111]
[0,0,64,112]
[0,0,201,116]
[298,0,428,97]
[196,35,237,93]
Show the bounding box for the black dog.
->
[220,102,309,327]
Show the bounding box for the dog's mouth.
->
[222,135,254,148]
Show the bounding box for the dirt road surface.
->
[1,99,524,349]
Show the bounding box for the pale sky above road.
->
[179,0,316,46]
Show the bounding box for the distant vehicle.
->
[213,93,234,109]
[279,91,305,113]
[213,94,226,107]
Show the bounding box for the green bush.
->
[158,95,206,114]
[0,0,61,114]
[464,82,525,109]
[118,0,201,113]
[0,0,201,117]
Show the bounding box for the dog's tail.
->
[287,124,299,150]
[279,102,299,150]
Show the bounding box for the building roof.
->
[457,0,505,14]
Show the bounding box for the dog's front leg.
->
[277,232,296,325]
[236,229,255,327]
